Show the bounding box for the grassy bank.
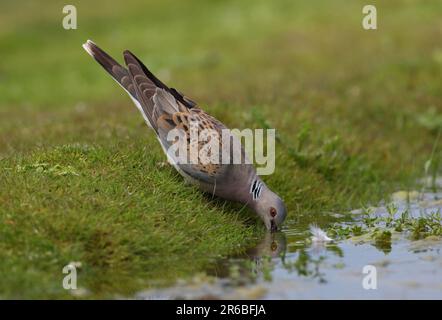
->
[1,0,442,298]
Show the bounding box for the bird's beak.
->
[270,219,278,233]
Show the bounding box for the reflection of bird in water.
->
[247,232,287,258]
[244,232,287,279]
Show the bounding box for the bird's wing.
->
[159,105,231,183]
[83,41,242,185]
[122,50,196,108]
[123,50,201,132]
[122,50,233,184]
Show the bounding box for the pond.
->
[136,180,442,299]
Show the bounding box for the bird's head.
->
[252,187,287,232]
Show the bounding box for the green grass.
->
[1,0,442,298]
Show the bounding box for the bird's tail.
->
[82,39,138,100]
[82,40,196,131]
[82,39,160,129]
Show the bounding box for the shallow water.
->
[136,185,442,300]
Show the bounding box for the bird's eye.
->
[270,207,277,217]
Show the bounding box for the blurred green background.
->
[1,0,442,298]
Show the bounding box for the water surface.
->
[137,184,442,299]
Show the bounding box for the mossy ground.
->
[1,0,442,298]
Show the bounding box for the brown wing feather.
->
[123,50,196,109]
[157,107,226,181]
[124,52,190,132]
[122,49,239,183]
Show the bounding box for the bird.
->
[82,40,286,232]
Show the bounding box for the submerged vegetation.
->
[329,203,442,253]
[1,0,442,298]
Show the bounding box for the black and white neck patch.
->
[250,179,263,200]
